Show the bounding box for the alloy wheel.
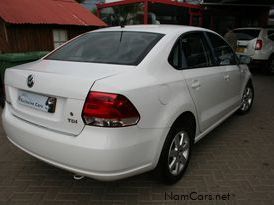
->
[168,131,190,176]
[240,86,253,112]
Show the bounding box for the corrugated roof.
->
[0,0,107,26]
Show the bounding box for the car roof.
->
[234,28,262,30]
[90,24,212,36]
[234,27,274,30]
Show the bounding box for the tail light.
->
[255,39,263,50]
[82,91,140,127]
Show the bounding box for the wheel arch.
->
[170,111,197,141]
[153,110,197,169]
[153,110,197,181]
[268,53,274,60]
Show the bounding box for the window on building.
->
[53,29,68,49]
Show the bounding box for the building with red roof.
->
[0,0,107,53]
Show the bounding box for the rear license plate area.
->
[236,47,246,53]
[18,90,56,113]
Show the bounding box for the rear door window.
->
[234,29,260,41]
[180,32,213,69]
[206,32,237,66]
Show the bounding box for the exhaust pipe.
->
[73,174,85,180]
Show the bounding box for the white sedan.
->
[2,25,254,184]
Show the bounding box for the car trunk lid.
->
[4,60,129,135]
[236,39,258,56]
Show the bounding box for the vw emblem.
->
[27,75,34,88]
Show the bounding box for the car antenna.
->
[120,22,125,28]
[119,20,125,42]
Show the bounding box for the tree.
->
[91,8,97,14]
[75,0,85,3]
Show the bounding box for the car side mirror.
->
[238,55,251,64]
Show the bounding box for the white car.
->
[2,25,254,184]
[234,27,274,73]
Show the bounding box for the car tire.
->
[155,123,193,185]
[0,78,5,108]
[237,81,254,115]
[267,56,274,74]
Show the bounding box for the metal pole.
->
[144,0,148,24]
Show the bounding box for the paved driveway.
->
[0,73,274,205]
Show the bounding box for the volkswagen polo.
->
[2,25,254,184]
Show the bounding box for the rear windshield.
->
[46,31,164,66]
[234,29,260,41]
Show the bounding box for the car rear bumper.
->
[248,59,268,69]
[2,104,168,181]
[236,50,269,62]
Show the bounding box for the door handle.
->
[224,75,230,81]
[191,80,201,89]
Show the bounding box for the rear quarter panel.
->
[91,34,199,132]
[92,61,198,131]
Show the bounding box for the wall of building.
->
[203,5,270,34]
[0,24,93,53]
[5,24,53,53]
[0,19,9,53]
[269,7,274,26]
